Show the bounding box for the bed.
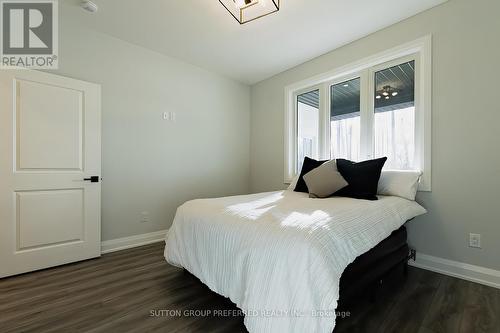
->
[164,190,426,333]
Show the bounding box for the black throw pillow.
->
[334,157,387,200]
[294,157,327,193]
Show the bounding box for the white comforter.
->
[164,190,426,333]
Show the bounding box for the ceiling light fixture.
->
[376,85,400,101]
[219,0,280,24]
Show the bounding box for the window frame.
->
[293,84,325,171]
[284,35,432,191]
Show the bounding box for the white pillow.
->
[377,170,422,200]
[287,175,299,191]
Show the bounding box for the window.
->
[297,89,320,171]
[373,60,415,170]
[285,36,431,190]
[330,77,361,161]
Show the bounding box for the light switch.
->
[163,112,177,121]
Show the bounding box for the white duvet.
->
[164,190,426,333]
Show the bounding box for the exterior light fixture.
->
[219,0,280,24]
[376,85,400,101]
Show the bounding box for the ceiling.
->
[62,0,447,84]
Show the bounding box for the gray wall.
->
[53,5,251,241]
[250,0,500,270]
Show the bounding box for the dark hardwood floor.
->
[1,243,499,333]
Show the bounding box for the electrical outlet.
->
[140,211,150,223]
[469,233,481,248]
[409,249,416,261]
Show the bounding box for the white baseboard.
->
[410,253,500,289]
[101,229,168,254]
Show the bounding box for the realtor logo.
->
[1,0,58,68]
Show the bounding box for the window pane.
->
[297,89,319,171]
[374,60,415,170]
[330,78,360,161]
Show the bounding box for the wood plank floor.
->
[1,242,499,333]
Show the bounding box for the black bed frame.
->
[338,225,412,307]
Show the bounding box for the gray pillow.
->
[303,160,348,198]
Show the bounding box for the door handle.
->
[83,176,100,183]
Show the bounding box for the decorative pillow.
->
[334,157,387,200]
[377,170,422,200]
[303,160,348,198]
[294,157,327,193]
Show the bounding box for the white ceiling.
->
[62,0,447,84]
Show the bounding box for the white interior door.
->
[0,69,101,278]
